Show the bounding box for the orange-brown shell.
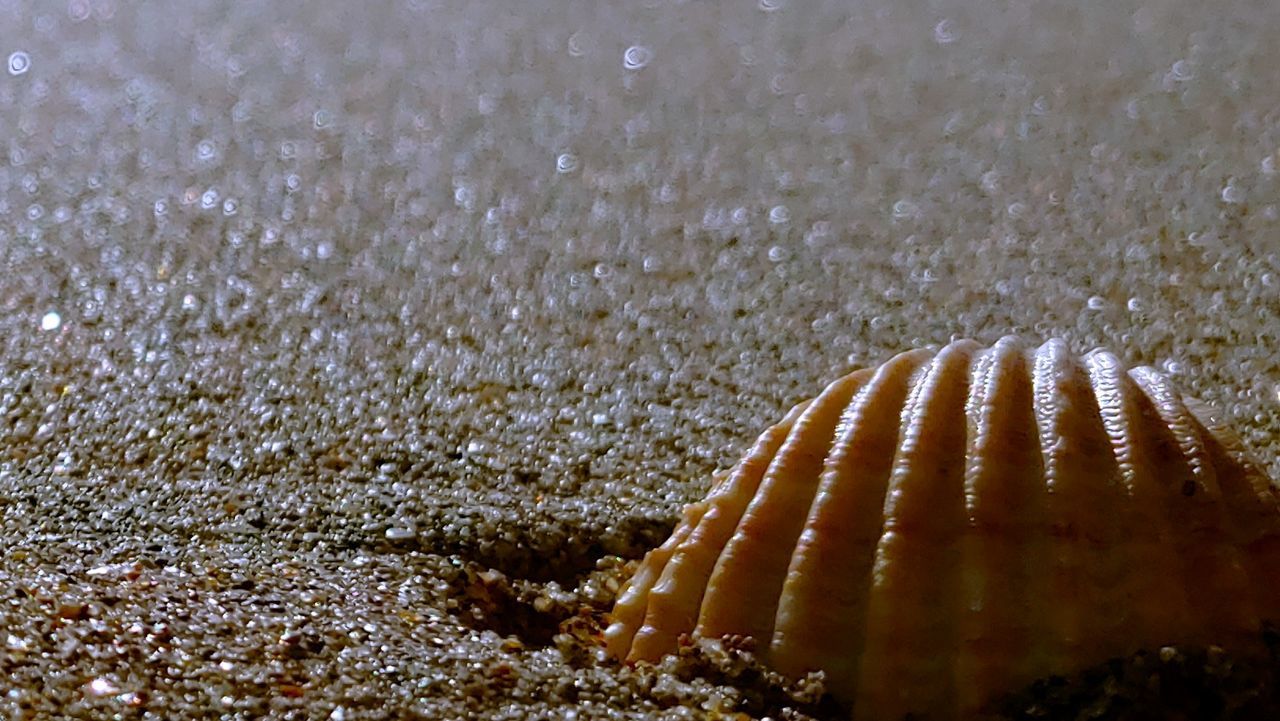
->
[605,337,1280,721]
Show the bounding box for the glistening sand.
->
[0,0,1278,718]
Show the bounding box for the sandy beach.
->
[0,0,1278,717]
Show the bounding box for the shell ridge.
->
[696,371,870,645]
[1183,398,1280,541]
[1182,406,1280,619]
[627,403,805,660]
[604,500,708,657]
[1126,366,1260,644]
[954,338,1051,712]
[1061,349,1132,658]
[1072,353,1150,657]
[1031,339,1131,667]
[1029,340,1072,670]
[956,343,1001,715]
[961,345,1001,517]
[768,348,932,701]
[857,341,976,720]
[1083,351,1195,650]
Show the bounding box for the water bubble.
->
[942,113,963,136]
[758,0,786,11]
[1262,154,1276,175]
[555,153,579,174]
[933,19,957,44]
[1221,182,1244,204]
[222,198,239,216]
[892,199,919,220]
[67,0,91,21]
[201,188,219,210]
[153,199,168,216]
[623,45,652,71]
[981,170,1000,194]
[567,32,588,58]
[1169,59,1193,81]
[7,51,30,76]
[1087,295,1106,311]
[40,311,61,331]
[767,245,790,262]
[313,109,333,129]
[25,203,44,221]
[124,78,145,100]
[285,174,301,192]
[769,205,791,225]
[453,185,474,210]
[731,207,749,225]
[1127,297,1145,313]
[22,9,53,32]
[195,139,217,162]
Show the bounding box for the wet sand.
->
[0,0,1278,718]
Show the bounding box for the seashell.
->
[605,337,1280,720]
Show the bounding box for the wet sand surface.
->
[0,0,1278,718]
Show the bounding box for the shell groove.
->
[605,337,1280,721]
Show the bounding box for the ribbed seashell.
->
[605,337,1280,721]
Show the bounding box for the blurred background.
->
[0,0,1278,716]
